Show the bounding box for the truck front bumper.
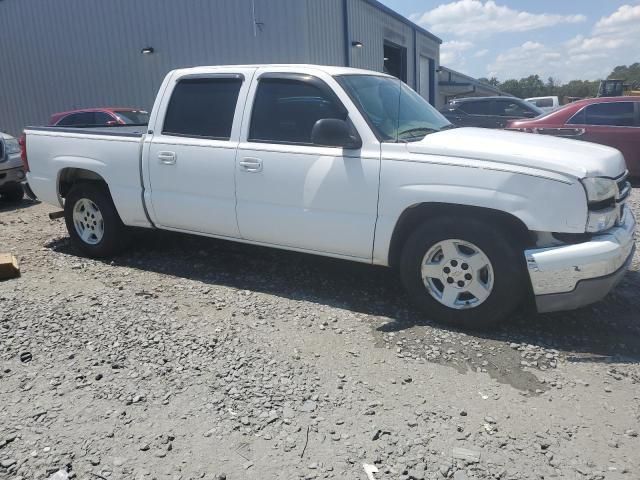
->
[0,166,26,189]
[525,209,636,313]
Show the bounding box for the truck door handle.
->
[239,157,263,172]
[158,151,176,165]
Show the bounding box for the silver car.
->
[0,131,25,201]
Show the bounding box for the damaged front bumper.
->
[525,208,636,313]
[0,166,26,189]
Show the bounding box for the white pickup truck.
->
[24,65,636,328]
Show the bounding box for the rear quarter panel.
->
[25,130,151,227]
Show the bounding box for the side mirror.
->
[311,119,362,149]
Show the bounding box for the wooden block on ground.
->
[0,253,20,280]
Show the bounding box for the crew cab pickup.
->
[23,65,636,329]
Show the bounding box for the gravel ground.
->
[1,190,639,480]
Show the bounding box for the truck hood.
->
[406,127,626,179]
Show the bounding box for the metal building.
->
[437,67,512,108]
[0,0,441,136]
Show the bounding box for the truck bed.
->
[26,125,147,137]
[25,124,152,228]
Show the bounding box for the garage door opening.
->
[383,42,407,82]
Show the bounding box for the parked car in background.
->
[23,64,635,329]
[0,131,25,201]
[439,96,543,128]
[49,108,149,127]
[507,97,640,177]
[525,96,560,112]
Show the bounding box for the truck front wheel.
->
[64,183,129,258]
[399,217,527,329]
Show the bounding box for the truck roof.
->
[170,64,391,78]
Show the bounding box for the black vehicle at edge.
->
[439,96,544,129]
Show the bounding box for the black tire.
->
[399,216,527,330]
[0,184,24,202]
[64,183,129,258]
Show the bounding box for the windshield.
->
[114,110,149,125]
[336,74,452,142]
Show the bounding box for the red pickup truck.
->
[507,97,640,176]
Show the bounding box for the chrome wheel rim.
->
[421,239,494,310]
[72,198,104,245]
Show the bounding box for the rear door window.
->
[493,100,531,117]
[94,112,115,125]
[115,110,149,124]
[532,98,553,108]
[567,108,586,125]
[58,112,96,126]
[583,102,635,127]
[249,77,347,145]
[456,101,490,115]
[163,77,243,139]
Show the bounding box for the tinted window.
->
[58,112,95,126]
[163,77,242,139]
[94,112,115,125]
[494,100,531,117]
[583,102,635,127]
[531,98,553,108]
[249,78,346,145]
[567,108,586,125]
[114,110,149,124]
[456,101,490,115]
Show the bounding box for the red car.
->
[49,108,149,127]
[507,96,640,177]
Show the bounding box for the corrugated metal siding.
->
[416,32,440,104]
[346,0,438,95]
[306,0,346,66]
[349,0,413,79]
[0,0,439,136]
[0,0,310,135]
[347,0,389,75]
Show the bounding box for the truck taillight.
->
[19,133,29,172]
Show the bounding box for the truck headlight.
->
[581,177,616,203]
[4,138,21,155]
[582,177,619,233]
[586,207,618,232]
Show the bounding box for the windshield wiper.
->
[397,127,439,142]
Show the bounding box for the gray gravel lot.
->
[1,190,639,480]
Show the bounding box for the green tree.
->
[557,80,599,99]
[478,76,500,87]
[546,77,556,90]
[518,75,547,98]
[607,63,640,86]
[489,75,600,100]
[498,79,522,98]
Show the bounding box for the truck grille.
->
[616,172,631,203]
[615,172,631,225]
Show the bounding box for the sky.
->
[380,0,640,83]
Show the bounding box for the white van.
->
[525,96,560,112]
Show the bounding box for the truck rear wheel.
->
[64,183,129,258]
[399,216,527,330]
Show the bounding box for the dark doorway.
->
[383,41,407,82]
